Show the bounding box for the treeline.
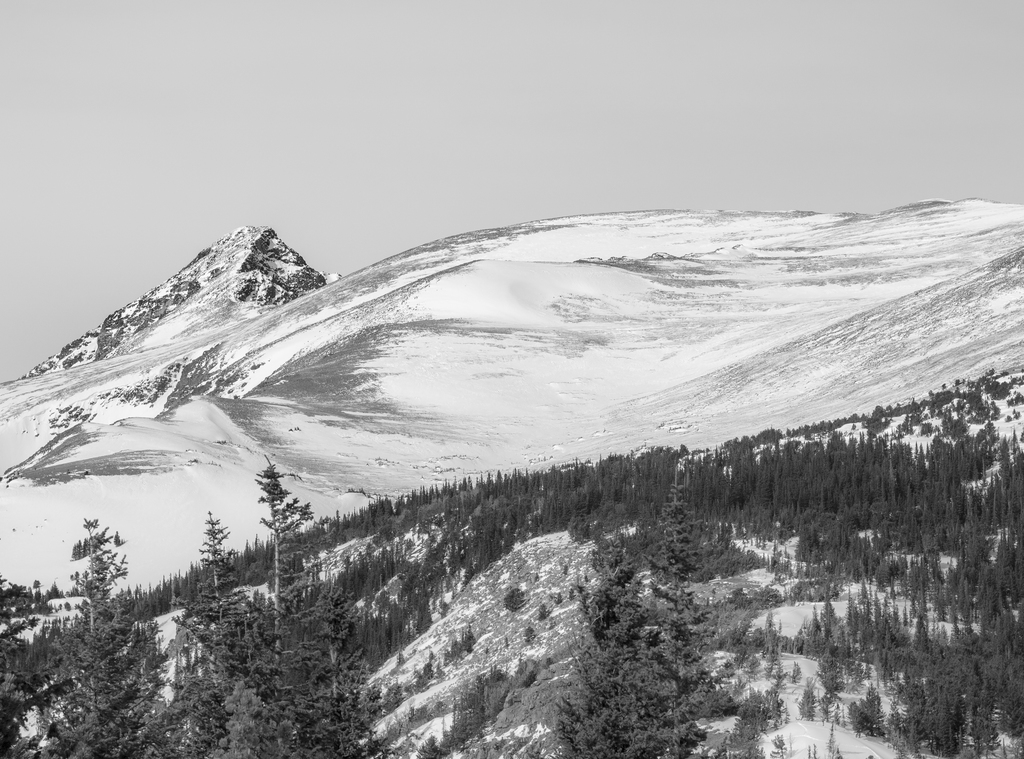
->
[80,449,758,669]
[783,367,1024,439]
[7,369,1024,756]
[25,373,1024,682]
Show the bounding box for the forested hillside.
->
[4,369,1024,758]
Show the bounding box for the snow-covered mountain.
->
[3,199,1024,587]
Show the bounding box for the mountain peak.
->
[183,226,326,306]
[25,227,327,377]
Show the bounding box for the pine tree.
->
[826,722,838,759]
[171,486,381,758]
[503,586,527,613]
[798,679,818,721]
[558,542,675,758]
[849,683,884,737]
[818,653,843,720]
[257,461,313,647]
[732,690,771,759]
[417,735,444,759]
[648,465,711,757]
[43,519,166,758]
[71,518,128,631]
[558,481,709,759]
[286,582,387,758]
[169,512,277,758]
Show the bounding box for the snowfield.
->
[0,400,366,587]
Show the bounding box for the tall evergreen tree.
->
[849,684,884,737]
[558,524,708,759]
[558,542,672,758]
[171,479,382,759]
[257,461,313,646]
[648,464,711,757]
[43,520,166,758]
[286,582,387,758]
[169,513,277,758]
[798,680,817,722]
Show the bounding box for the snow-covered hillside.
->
[0,399,369,589]
[3,200,1024,587]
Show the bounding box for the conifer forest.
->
[4,369,1024,758]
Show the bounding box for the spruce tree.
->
[43,520,167,758]
[172,472,382,758]
[648,466,711,757]
[826,722,838,759]
[417,735,444,759]
[169,513,277,757]
[798,680,818,721]
[257,461,313,646]
[848,684,884,737]
[558,503,709,759]
[286,582,387,758]
[817,653,843,720]
[731,690,771,759]
[71,519,128,631]
[558,542,673,758]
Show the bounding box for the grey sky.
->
[2,2,1022,382]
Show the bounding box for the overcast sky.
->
[2,2,1022,381]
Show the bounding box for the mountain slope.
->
[624,239,1024,446]
[3,199,1024,586]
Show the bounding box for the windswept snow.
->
[0,400,356,587]
[5,202,1024,587]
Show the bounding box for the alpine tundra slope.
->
[2,199,1024,586]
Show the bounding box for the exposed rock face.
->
[460,660,575,759]
[368,531,594,758]
[231,227,328,305]
[25,227,326,377]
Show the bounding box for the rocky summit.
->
[25,226,328,378]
